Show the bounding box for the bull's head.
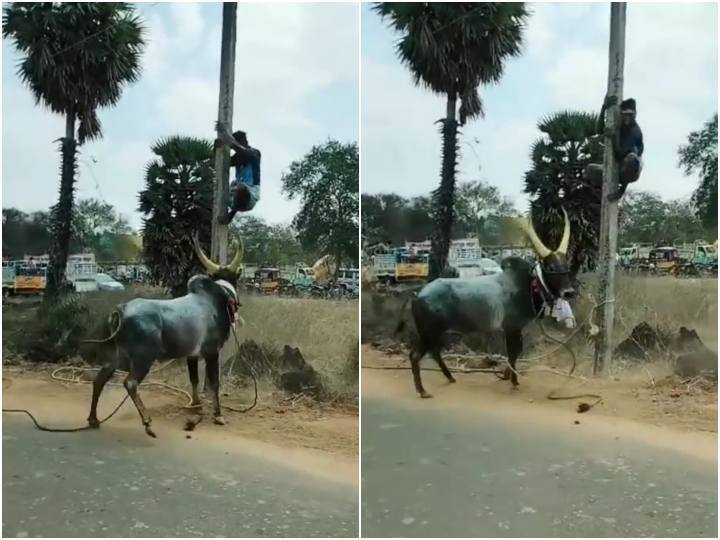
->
[191,232,244,283]
[522,209,575,300]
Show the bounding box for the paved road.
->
[3,418,357,538]
[362,397,717,538]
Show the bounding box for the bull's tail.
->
[81,307,124,344]
[394,292,415,335]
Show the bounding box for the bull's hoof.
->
[419,392,433,399]
[87,418,100,429]
[213,415,227,426]
[145,426,157,438]
[511,383,520,391]
[448,377,457,384]
[501,368,511,381]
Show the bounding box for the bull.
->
[397,210,575,398]
[85,235,244,437]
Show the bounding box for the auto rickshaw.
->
[254,267,281,294]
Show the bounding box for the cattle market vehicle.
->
[649,247,681,276]
[254,267,281,294]
[281,266,317,296]
[2,260,16,297]
[454,257,503,279]
[336,268,359,296]
[370,253,398,284]
[618,244,653,270]
[686,243,717,276]
[395,253,429,283]
[13,264,47,295]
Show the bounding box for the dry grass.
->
[2,288,359,405]
[228,294,359,402]
[363,275,718,368]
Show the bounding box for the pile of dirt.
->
[673,327,718,381]
[232,340,325,399]
[614,322,667,361]
[614,323,717,382]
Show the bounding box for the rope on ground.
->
[368,298,614,412]
[222,324,258,413]
[2,359,188,432]
[4,330,260,432]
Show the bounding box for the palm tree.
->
[374,2,528,279]
[138,137,215,297]
[3,3,145,296]
[523,111,604,275]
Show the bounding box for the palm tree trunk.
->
[46,110,78,297]
[429,92,459,280]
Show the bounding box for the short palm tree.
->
[139,136,215,297]
[374,2,528,279]
[523,111,604,275]
[3,2,145,295]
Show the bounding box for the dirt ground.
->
[362,345,717,435]
[2,363,358,481]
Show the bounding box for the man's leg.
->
[608,153,641,202]
[218,185,250,224]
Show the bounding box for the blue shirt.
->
[232,147,261,187]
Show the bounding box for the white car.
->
[455,258,502,279]
[96,273,125,291]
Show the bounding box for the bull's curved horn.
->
[522,217,552,259]
[192,233,220,274]
[227,233,244,273]
[556,207,571,255]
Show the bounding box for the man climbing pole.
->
[215,121,261,224]
[583,95,644,201]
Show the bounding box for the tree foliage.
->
[678,113,718,231]
[373,2,528,278]
[523,111,604,275]
[2,200,137,261]
[282,140,359,267]
[362,180,517,247]
[3,2,145,295]
[73,198,133,259]
[361,193,433,246]
[455,181,518,243]
[2,209,54,258]
[619,191,713,245]
[138,136,215,296]
[230,216,310,267]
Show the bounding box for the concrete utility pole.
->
[204,2,237,391]
[211,2,237,264]
[593,2,627,375]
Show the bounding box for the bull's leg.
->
[123,363,155,438]
[183,356,203,432]
[410,346,432,399]
[505,330,523,387]
[205,354,226,425]
[87,365,116,428]
[186,356,202,408]
[431,349,456,384]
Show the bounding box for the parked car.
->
[455,257,502,279]
[95,272,125,291]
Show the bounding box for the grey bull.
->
[397,210,576,397]
[84,234,244,437]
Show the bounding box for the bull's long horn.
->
[227,234,244,273]
[192,233,220,274]
[556,207,571,255]
[522,217,552,259]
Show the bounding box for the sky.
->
[2,2,359,230]
[361,2,718,210]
